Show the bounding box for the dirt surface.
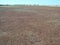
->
[0,5,60,45]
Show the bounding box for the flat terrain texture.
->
[0,5,60,45]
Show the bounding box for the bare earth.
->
[0,5,60,45]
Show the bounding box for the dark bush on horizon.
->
[0,4,9,6]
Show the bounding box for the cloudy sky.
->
[0,0,60,5]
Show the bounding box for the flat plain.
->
[0,5,60,45]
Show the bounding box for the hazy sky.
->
[0,0,60,5]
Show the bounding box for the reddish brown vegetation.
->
[0,6,60,45]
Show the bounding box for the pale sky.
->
[0,0,60,6]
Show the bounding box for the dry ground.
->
[0,5,60,45]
